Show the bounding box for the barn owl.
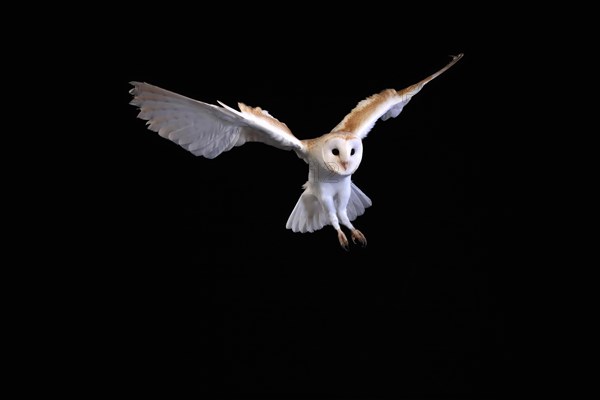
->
[129,53,463,250]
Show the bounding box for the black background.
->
[73,8,518,399]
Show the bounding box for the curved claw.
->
[337,230,349,251]
[351,229,367,247]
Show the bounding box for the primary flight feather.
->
[129,53,463,250]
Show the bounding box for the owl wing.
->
[330,53,463,140]
[129,81,307,159]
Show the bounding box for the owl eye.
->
[332,148,339,156]
[350,148,356,156]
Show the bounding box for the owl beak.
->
[340,161,349,170]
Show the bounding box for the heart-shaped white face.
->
[319,136,363,176]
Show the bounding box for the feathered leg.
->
[322,197,349,251]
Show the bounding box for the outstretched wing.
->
[331,53,463,139]
[129,82,306,159]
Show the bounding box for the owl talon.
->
[337,230,349,251]
[351,229,367,247]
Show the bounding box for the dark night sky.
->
[80,10,518,399]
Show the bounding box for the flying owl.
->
[129,53,463,250]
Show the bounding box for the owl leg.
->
[338,210,367,248]
[322,197,349,251]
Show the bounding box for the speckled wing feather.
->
[331,53,463,139]
[129,82,306,159]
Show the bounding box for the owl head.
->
[318,133,363,176]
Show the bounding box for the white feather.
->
[286,191,327,233]
[130,82,305,159]
[347,183,372,221]
[286,182,372,233]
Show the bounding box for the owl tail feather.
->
[285,183,372,233]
